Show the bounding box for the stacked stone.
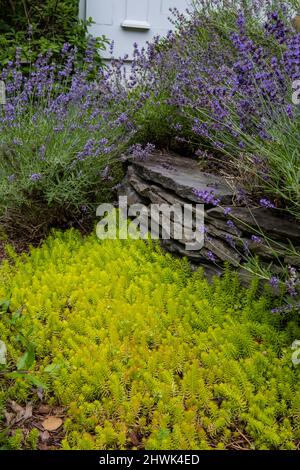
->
[118,152,300,280]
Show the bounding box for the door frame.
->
[79,0,86,20]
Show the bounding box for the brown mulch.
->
[3,400,300,450]
[0,237,37,263]
[0,218,93,264]
[3,400,66,450]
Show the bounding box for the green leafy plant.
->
[0,41,130,239]
[0,0,107,70]
[0,300,45,388]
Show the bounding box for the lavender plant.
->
[129,1,300,218]
[0,42,151,237]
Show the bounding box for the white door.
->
[82,0,189,60]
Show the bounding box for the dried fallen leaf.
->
[129,431,141,447]
[38,404,51,414]
[42,416,63,432]
[31,421,44,432]
[52,406,65,416]
[9,400,24,414]
[38,443,52,451]
[8,400,25,422]
[4,411,14,426]
[18,403,32,422]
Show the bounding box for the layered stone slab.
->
[118,151,300,281]
[131,153,233,204]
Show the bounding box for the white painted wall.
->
[80,0,189,59]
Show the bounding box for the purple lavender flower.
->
[8,174,15,183]
[236,11,246,32]
[61,43,71,56]
[77,139,96,160]
[226,220,236,230]
[269,276,280,288]
[260,198,275,209]
[225,234,235,248]
[129,143,156,160]
[194,189,221,206]
[198,224,208,234]
[173,123,183,132]
[272,303,300,314]
[195,149,209,158]
[1,4,299,230]
[224,207,232,216]
[251,235,263,244]
[38,145,46,160]
[207,251,216,263]
[29,173,42,182]
[286,104,293,119]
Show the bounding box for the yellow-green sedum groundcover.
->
[0,230,299,450]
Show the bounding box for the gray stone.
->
[284,254,300,267]
[127,166,150,196]
[117,177,144,206]
[247,239,287,260]
[120,151,300,277]
[205,222,237,240]
[207,206,300,242]
[131,152,234,204]
[128,167,204,227]
[160,239,206,262]
[149,211,196,245]
[237,268,262,288]
[205,215,238,235]
[205,236,241,266]
[190,263,223,282]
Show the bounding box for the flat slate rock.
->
[117,177,145,206]
[207,207,300,242]
[131,153,233,204]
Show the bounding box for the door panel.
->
[86,0,113,25]
[125,0,149,21]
